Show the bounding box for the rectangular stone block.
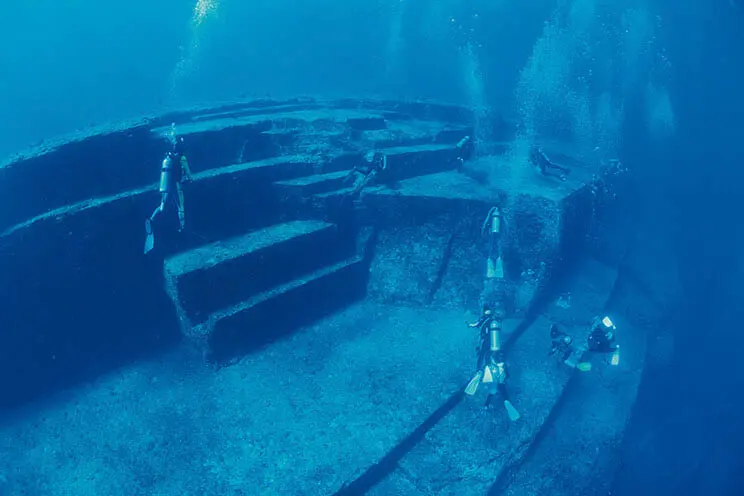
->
[275,170,350,198]
[164,220,345,326]
[206,257,368,363]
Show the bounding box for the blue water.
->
[0,0,558,160]
[2,0,744,493]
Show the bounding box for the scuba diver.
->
[549,324,575,363]
[549,324,591,372]
[144,124,193,254]
[343,150,388,201]
[549,316,620,372]
[456,135,475,170]
[482,206,504,280]
[530,145,571,181]
[588,316,621,365]
[479,205,512,318]
[464,305,521,422]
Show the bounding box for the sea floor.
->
[0,302,475,496]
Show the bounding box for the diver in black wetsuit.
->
[549,324,575,363]
[456,135,475,170]
[587,317,619,354]
[530,145,571,181]
[344,150,388,200]
[464,305,521,421]
[144,126,193,254]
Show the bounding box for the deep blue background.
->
[615,1,744,494]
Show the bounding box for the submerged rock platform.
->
[0,97,648,495]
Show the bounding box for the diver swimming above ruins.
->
[530,144,571,181]
[465,304,521,422]
[455,135,475,169]
[144,124,193,254]
[465,205,520,422]
[343,149,388,201]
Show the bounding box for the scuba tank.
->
[159,154,175,193]
[485,207,504,279]
[489,319,501,352]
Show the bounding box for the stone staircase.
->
[145,110,474,362]
[163,219,368,362]
[0,99,476,408]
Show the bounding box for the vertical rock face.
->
[161,219,369,363]
[500,193,565,316]
[361,147,598,317]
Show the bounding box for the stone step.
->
[154,108,387,138]
[150,156,322,257]
[154,108,388,172]
[324,142,461,177]
[351,121,470,149]
[0,99,474,237]
[305,143,464,208]
[274,170,351,198]
[190,102,320,122]
[164,220,346,326]
[203,256,368,363]
[362,260,618,496]
[279,143,465,223]
[0,154,323,262]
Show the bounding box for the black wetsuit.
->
[550,325,574,361]
[587,329,618,353]
[530,146,570,177]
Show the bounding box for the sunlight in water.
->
[169,0,221,99]
[193,0,219,27]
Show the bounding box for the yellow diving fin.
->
[465,371,483,396]
[482,365,494,383]
[486,257,496,279]
[577,362,592,372]
[493,256,504,279]
[504,400,521,422]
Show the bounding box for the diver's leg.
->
[150,193,168,223]
[546,162,570,180]
[351,173,367,196]
[498,382,510,403]
[176,185,185,232]
[145,194,167,254]
[485,381,501,409]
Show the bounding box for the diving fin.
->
[144,219,155,254]
[504,400,521,422]
[487,257,504,279]
[486,257,496,279]
[493,256,504,279]
[482,365,494,384]
[465,371,483,396]
[577,362,592,372]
